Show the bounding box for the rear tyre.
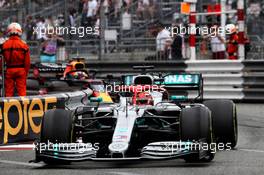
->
[180,106,214,162]
[204,100,238,148]
[40,109,74,164]
[48,81,70,92]
[26,79,40,95]
[27,79,40,90]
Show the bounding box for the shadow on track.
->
[33,160,213,170]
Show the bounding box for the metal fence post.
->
[237,0,245,60]
[99,2,105,60]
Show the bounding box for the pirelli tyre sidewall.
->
[204,99,238,148]
[180,106,214,162]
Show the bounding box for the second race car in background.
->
[27,58,113,103]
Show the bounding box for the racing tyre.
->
[40,109,74,164]
[180,106,214,162]
[26,79,40,95]
[27,79,40,90]
[49,81,70,92]
[204,100,238,148]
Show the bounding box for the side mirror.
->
[90,97,103,103]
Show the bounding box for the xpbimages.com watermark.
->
[160,141,232,154]
[105,83,166,94]
[33,140,232,154]
[33,25,99,38]
[165,25,233,37]
[34,141,100,153]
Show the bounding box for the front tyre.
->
[180,106,214,162]
[39,109,74,164]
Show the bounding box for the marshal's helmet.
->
[226,24,237,34]
[6,22,22,36]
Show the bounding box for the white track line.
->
[108,172,143,175]
[0,144,35,151]
[240,149,264,153]
[0,159,42,167]
[0,144,42,167]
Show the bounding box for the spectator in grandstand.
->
[209,25,226,59]
[0,29,6,44]
[156,23,172,60]
[142,0,149,12]
[123,0,131,11]
[102,0,110,14]
[25,16,36,41]
[148,0,156,21]
[79,0,84,14]
[54,14,65,28]
[86,0,98,27]
[0,0,9,8]
[247,2,264,39]
[40,27,64,63]
[81,0,88,27]
[69,8,77,27]
[0,0,5,8]
[68,8,77,40]
[114,0,122,18]
[171,26,183,60]
[56,35,66,63]
[95,14,100,29]
[143,0,152,20]
[136,0,155,20]
[45,16,55,28]
[35,16,46,41]
[136,0,144,20]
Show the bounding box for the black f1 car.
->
[33,68,237,164]
[26,59,113,102]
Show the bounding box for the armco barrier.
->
[0,89,92,144]
[242,60,264,100]
[86,60,264,101]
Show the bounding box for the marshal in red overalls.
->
[227,24,239,60]
[1,23,30,97]
[227,33,239,60]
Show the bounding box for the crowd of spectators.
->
[1,0,161,41]
[0,0,264,61]
[0,0,23,8]
[246,1,264,39]
[136,0,157,21]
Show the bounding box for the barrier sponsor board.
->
[0,95,66,144]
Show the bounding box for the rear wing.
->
[156,74,203,101]
[34,63,67,73]
[157,74,201,88]
[121,73,203,100]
